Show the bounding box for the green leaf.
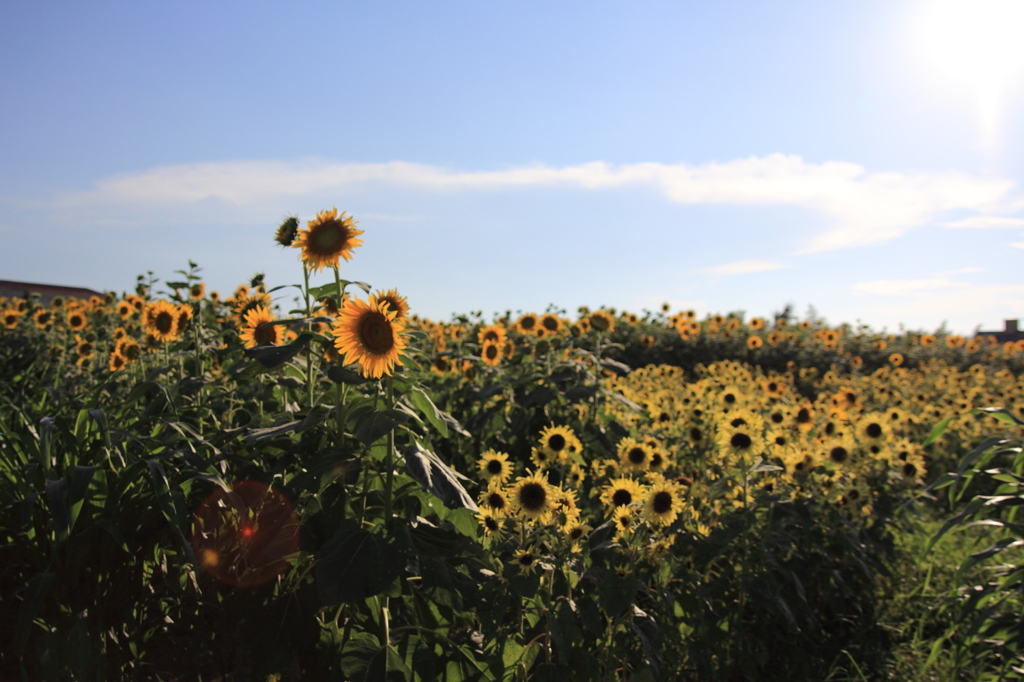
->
[407,387,448,437]
[316,520,406,605]
[244,405,331,445]
[402,442,478,511]
[244,339,306,369]
[327,364,370,385]
[44,477,69,541]
[975,407,1024,426]
[15,571,54,656]
[354,409,410,445]
[922,417,953,447]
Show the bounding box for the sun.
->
[918,0,1024,143]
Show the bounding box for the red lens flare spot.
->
[190,481,300,587]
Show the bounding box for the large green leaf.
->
[316,520,407,605]
[402,442,477,511]
[354,409,410,446]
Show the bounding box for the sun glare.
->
[919,0,1024,144]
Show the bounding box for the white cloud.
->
[702,259,788,275]
[852,277,968,296]
[942,216,1024,228]
[1010,242,1024,249]
[47,155,1018,252]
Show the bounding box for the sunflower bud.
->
[275,216,299,247]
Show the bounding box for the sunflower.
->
[516,313,539,335]
[275,216,299,247]
[477,450,513,487]
[144,300,180,343]
[478,487,511,515]
[511,548,539,575]
[716,419,765,460]
[477,323,507,347]
[293,207,364,273]
[539,314,563,334]
[889,353,904,367]
[642,481,683,525]
[538,424,581,463]
[374,289,409,322]
[749,317,765,331]
[588,310,615,333]
[33,309,52,329]
[233,292,273,327]
[509,472,554,522]
[480,341,502,367]
[239,306,282,348]
[601,477,646,509]
[617,437,651,471]
[116,301,134,319]
[332,296,407,379]
[189,282,205,300]
[108,352,127,372]
[477,510,503,537]
[612,507,634,538]
[174,304,193,337]
[747,335,763,350]
[66,308,88,331]
[564,521,591,552]
[75,337,95,359]
[115,337,142,363]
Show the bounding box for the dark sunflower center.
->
[155,312,174,334]
[865,423,883,439]
[650,453,663,468]
[775,436,787,446]
[829,447,848,463]
[486,460,504,474]
[797,408,811,423]
[520,317,536,330]
[689,427,702,442]
[484,345,499,360]
[611,489,633,506]
[486,491,506,509]
[542,317,558,331]
[569,527,583,541]
[730,433,752,449]
[517,553,534,566]
[484,517,499,531]
[652,491,673,514]
[902,463,917,477]
[825,423,836,436]
[518,483,547,511]
[724,393,736,404]
[358,312,394,354]
[628,447,646,464]
[771,412,783,423]
[847,489,860,501]
[309,221,348,254]
[254,323,278,346]
[548,434,566,451]
[70,315,84,327]
[767,382,778,392]
[730,417,747,428]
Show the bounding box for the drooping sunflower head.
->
[239,306,282,348]
[294,208,364,273]
[588,310,615,333]
[275,216,300,247]
[332,296,407,379]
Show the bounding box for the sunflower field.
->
[4,211,1024,681]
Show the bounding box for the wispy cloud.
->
[702,259,788,275]
[46,155,1017,252]
[852,277,968,296]
[1011,242,1024,249]
[942,216,1024,228]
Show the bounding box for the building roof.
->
[0,279,106,302]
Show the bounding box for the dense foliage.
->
[3,219,1024,681]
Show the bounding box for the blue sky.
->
[2,0,1023,333]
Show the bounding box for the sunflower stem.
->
[301,264,316,410]
[382,375,396,526]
